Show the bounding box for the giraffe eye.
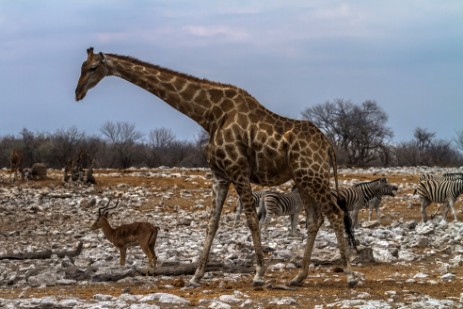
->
[89,66,98,72]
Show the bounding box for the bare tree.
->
[414,127,435,151]
[100,121,143,168]
[302,99,393,166]
[50,127,85,167]
[148,128,175,149]
[454,129,463,152]
[392,128,463,167]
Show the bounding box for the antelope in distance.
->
[91,200,159,274]
[10,149,24,181]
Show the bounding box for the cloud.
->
[182,25,250,42]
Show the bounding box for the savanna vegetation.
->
[1,99,462,169]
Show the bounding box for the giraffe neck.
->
[104,54,238,133]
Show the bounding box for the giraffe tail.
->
[336,197,357,250]
[328,143,340,196]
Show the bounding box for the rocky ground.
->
[1,166,463,308]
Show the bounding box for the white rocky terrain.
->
[1,166,463,308]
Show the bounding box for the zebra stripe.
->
[419,173,463,182]
[257,190,303,238]
[416,179,463,222]
[233,191,267,226]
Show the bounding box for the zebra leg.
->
[260,212,271,240]
[189,177,230,287]
[351,202,362,228]
[368,200,374,221]
[289,214,297,236]
[447,200,458,222]
[371,198,381,222]
[420,198,431,223]
[233,199,242,227]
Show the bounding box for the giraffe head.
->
[75,47,108,101]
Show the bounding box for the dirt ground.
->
[1,168,463,308]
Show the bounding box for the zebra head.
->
[381,184,398,197]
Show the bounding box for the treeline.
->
[302,99,463,167]
[0,123,208,170]
[1,99,463,169]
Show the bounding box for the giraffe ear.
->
[99,52,106,63]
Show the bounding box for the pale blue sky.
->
[1,1,462,143]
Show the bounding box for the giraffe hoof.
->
[288,279,303,287]
[252,279,265,287]
[347,278,358,288]
[187,278,201,288]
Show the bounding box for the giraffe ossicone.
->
[75,47,358,288]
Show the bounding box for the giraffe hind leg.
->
[289,195,323,286]
[322,195,357,287]
[233,182,266,286]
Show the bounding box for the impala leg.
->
[149,244,157,272]
[119,247,127,266]
[189,178,230,287]
[140,244,153,275]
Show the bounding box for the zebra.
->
[332,178,393,228]
[366,183,398,222]
[419,173,463,182]
[415,179,463,222]
[257,190,303,238]
[233,190,267,226]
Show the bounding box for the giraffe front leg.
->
[189,178,230,287]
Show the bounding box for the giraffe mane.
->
[107,53,243,91]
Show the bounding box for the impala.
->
[91,200,159,274]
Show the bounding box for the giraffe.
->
[10,149,24,181]
[75,47,358,288]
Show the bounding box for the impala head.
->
[75,47,108,101]
[91,199,118,230]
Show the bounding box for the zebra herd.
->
[234,177,399,238]
[234,172,463,238]
[415,172,463,222]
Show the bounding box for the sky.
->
[1,1,462,143]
